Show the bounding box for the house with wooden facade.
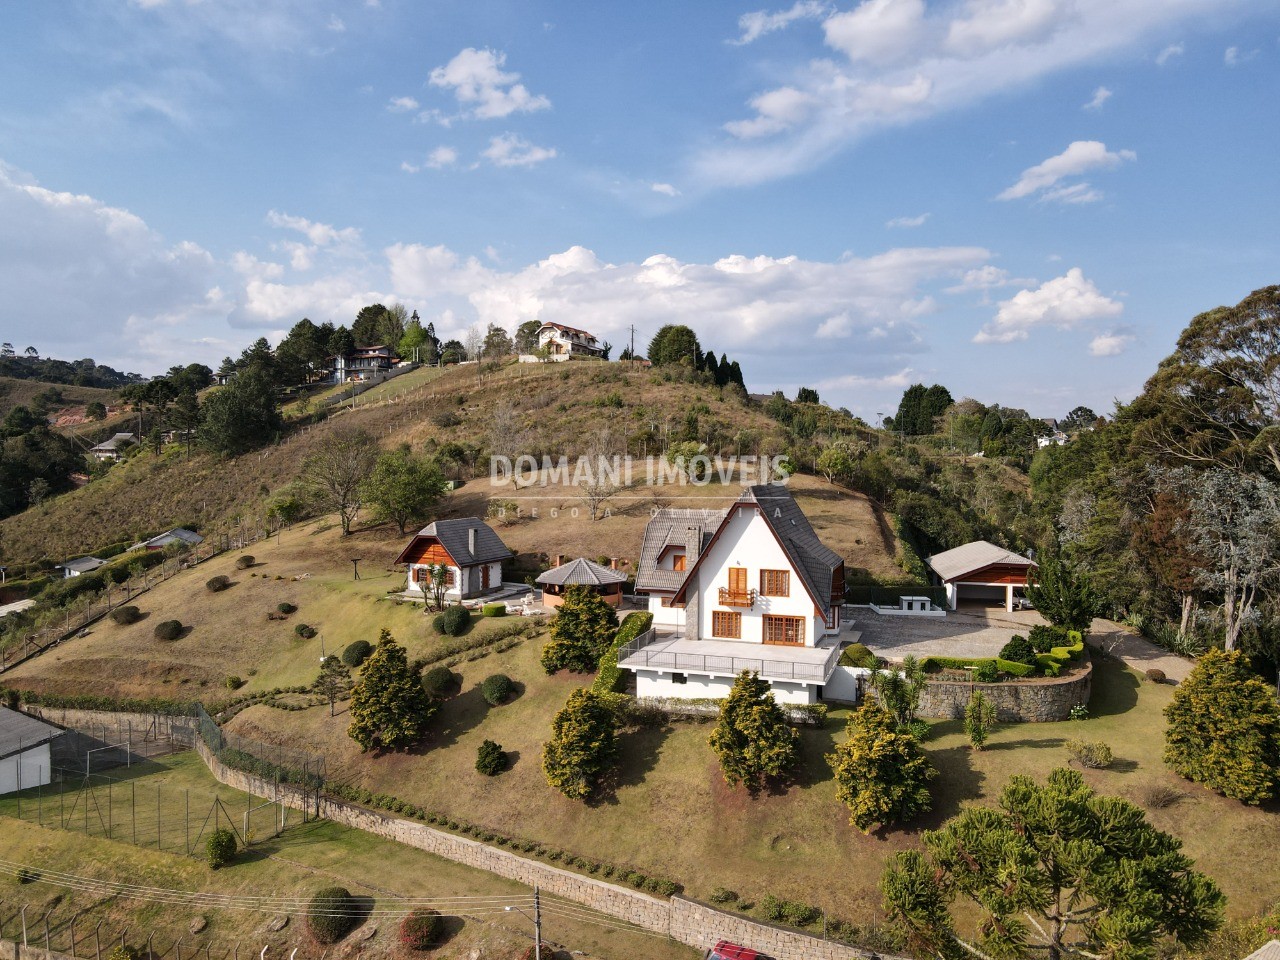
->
[535,557,626,609]
[329,345,398,383]
[621,485,846,705]
[395,518,513,602]
[925,540,1036,612]
[536,322,606,361]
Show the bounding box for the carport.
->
[925,540,1036,613]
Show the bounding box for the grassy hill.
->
[0,376,118,420]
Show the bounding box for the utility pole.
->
[535,887,542,960]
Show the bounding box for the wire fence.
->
[180,705,326,791]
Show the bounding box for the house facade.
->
[925,540,1036,612]
[329,345,398,383]
[535,323,606,361]
[56,557,107,578]
[89,432,137,462]
[395,518,513,602]
[623,485,846,704]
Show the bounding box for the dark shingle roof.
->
[536,557,626,587]
[131,528,204,551]
[742,484,844,610]
[0,707,64,761]
[57,556,107,574]
[399,518,513,566]
[634,508,726,593]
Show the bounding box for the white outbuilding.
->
[0,707,65,795]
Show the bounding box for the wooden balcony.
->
[718,587,757,608]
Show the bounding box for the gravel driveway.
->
[849,606,1044,661]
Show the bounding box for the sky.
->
[2,0,1279,421]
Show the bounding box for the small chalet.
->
[329,345,398,383]
[130,528,204,552]
[536,557,626,609]
[536,323,606,361]
[925,540,1036,612]
[56,557,107,579]
[396,518,513,601]
[89,432,137,462]
[0,707,64,795]
[622,485,846,705]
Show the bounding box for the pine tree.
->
[828,701,935,831]
[347,630,435,751]
[542,688,618,800]
[1024,554,1094,632]
[540,585,620,673]
[708,671,798,790]
[314,655,352,717]
[1165,648,1280,804]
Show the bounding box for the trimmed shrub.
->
[341,640,373,668]
[422,666,457,697]
[154,620,183,642]
[839,642,877,668]
[277,602,297,615]
[224,676,243,691]
[1145,668,1167,684]
[974,661,999,683]
[592,611,653,694]
[709,887,738,905]
[110,605,142,625]
[920,655,1036,678]
[206,827,236,868]
[433,605,472,637]
[999,634,1038,668]
[481,602,507,617]
[476,739,507,775]
[205,575,231,592]
[295,623,317,639]
[235,555,255,570]
[306,886,358,944]
[480,673,515,706]
[399,909,441,950]
[1068,738,1114,769]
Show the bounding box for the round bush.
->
[480,673,515,706]
[1145,668,1167,684]
[398,909,441,950]
[277,602,297,615]
[295,623,317,639]
[154,620,183,642]
[838,642,876,668]
[306,886,357,944]
[433,605,472,637]
[341,640,373,668]
[224,675,243,691]
[998,634,1038,667]
[475,739,507,776]
[205,575,231,593]
[235,555,255,570]
[423,666,457,697]
[110,605,142,625]
[481,602,507,618]
[974,661,999,683]
[206,827,236,868]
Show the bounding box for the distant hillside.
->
[0,377,119,421]
[0,353,140,388]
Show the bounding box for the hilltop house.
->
[396,518,513,602]
[535,323,606,361]
[621,485,846,705]
[329,345,398,383]
[925,540,1036,612]
[89,432,137,462]
[536,557,627,609]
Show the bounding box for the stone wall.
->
[0,940,75,960]
[918,660,1092,722]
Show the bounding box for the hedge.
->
[6,690,196,715]
[919,655,1037,678]
[481,602,507,617]
[592,611,653,695]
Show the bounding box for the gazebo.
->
[535,557,627,609]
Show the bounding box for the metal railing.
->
[618,627,840,684]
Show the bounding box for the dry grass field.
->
[0,376,118,419]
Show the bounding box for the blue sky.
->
[1,0,1278,420]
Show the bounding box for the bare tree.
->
[302,427,378,535]
[578,430,622,521]
[463,324,484,364]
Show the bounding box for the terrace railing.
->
[618,628,841,684]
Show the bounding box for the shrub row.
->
[6,689,196,715]
[412,621,539,669]
[592,611,653,695]
[218,747,323,790]
[919,655,1038,679]
[323,781,681,896]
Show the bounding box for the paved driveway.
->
[850,606,1043,661]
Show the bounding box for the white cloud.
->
[327,15,345,32]
[997,140,1135,201]
[724,86,816,138]
[731,1,831,45]
[823,0,926,64]
[482,134,557,168]
[943,0,1061,57]
[1224,45,1257,66]
[428,48,550,120]
[265,210,360,246]
[427,146,458,168]
[1089,329,1134,356]
[945,264,1033,294]
[816,314,853,338]
[886,212,930,228]
[387,96,419,112]
[1083,85,1112,110]
[651,182,681,197]
[1038,182,1104,205]
[1156,42,1184,65]
[975,268,1122,344]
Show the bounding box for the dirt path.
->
[1086,618,1196,682]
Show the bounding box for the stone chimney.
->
[685,525,703,564]
[554,555,563,567]
[468,527,477,557]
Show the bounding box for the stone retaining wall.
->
[0,940,74,960]
[918,660,1092,722]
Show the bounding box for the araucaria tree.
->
[347,630,435,751]
[881,769,1225,960]
[1164,648,1280,804]
[708,671,798,791]
[303,426,378,535]
[828,701,935,832]
[542,688,618,801]
[1024,553,1094,632]
[540,585,620,673]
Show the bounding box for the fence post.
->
[21,906,28,945]
[94,920,102,959]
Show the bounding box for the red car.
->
[706,942,773,960]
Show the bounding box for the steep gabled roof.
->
[538,321,596,340]
[394,517,513,566]
[634,507,726,593]
[743,484,844,610]
[926,540,1035,582]
[536,557,626,587]
[0,706,64,762]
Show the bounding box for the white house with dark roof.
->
[622,485,846,704]
[56,556,108,578]
[130,528,204,552]
[0,707,64,795]
[395,518,514,601]
[925,540,1036,612]
[535,322,606,360]
[89,432,137,462]
[536,557,626,609]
